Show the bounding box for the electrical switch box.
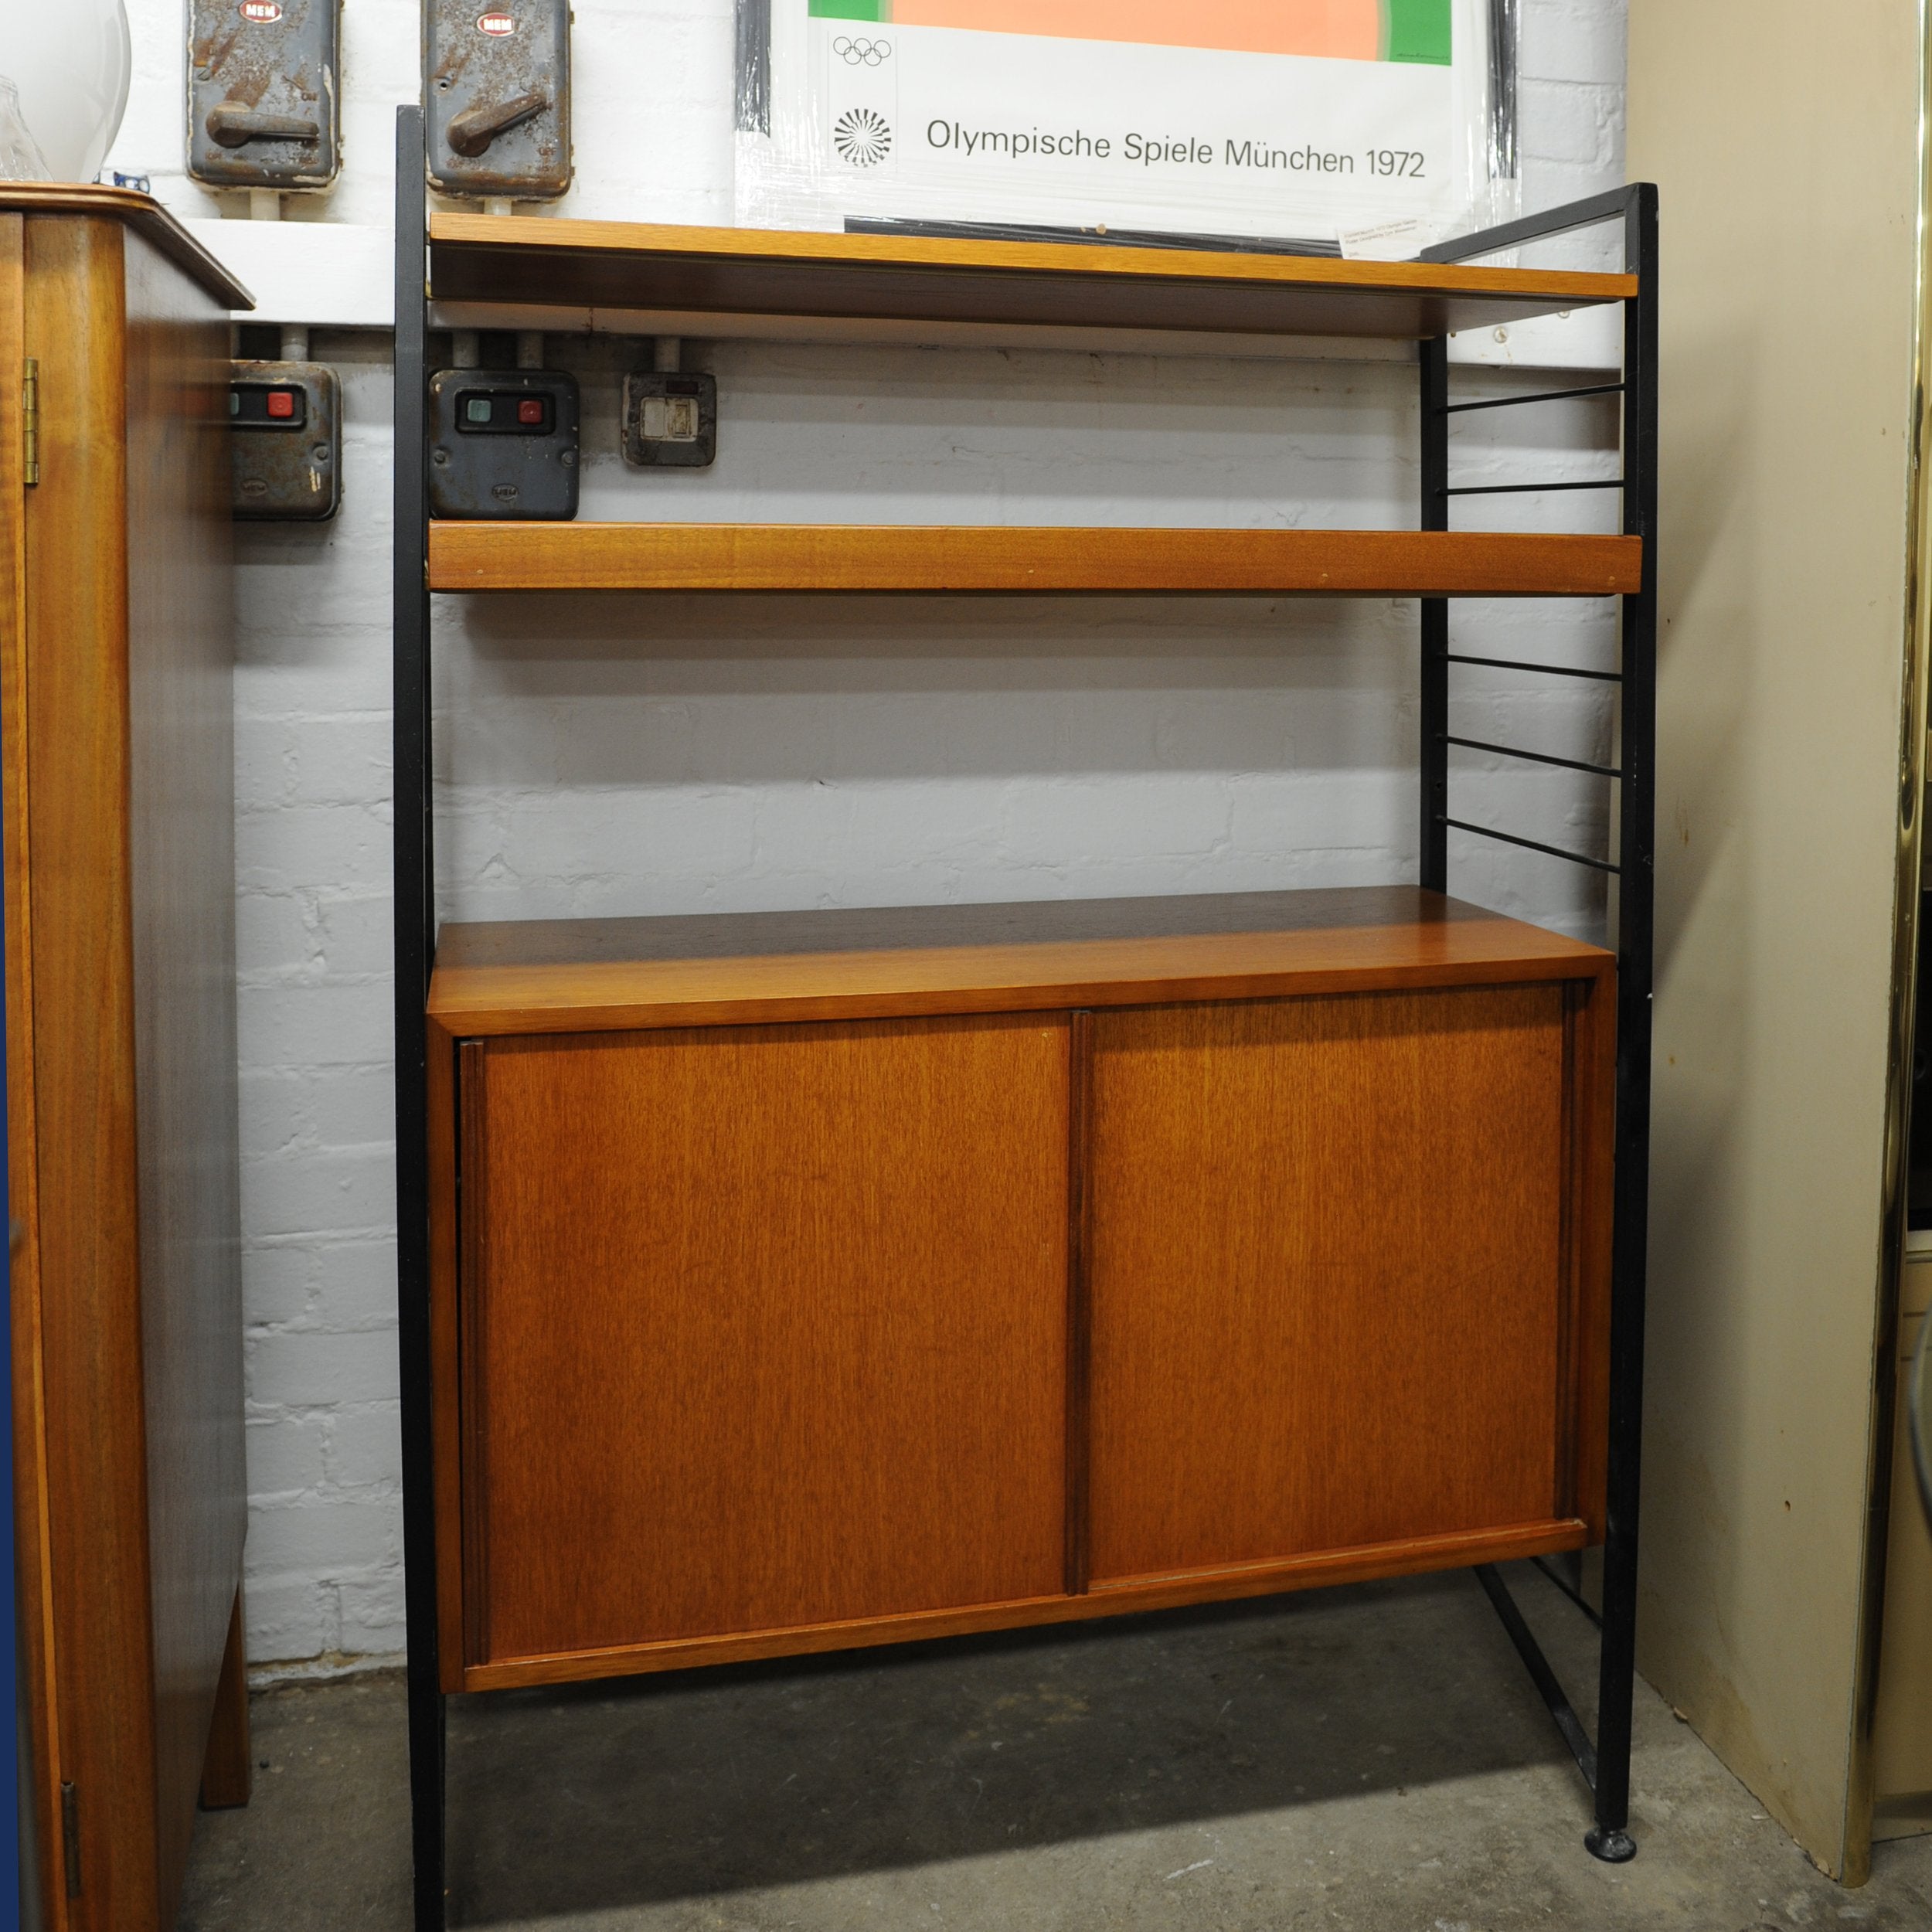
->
[622,371,717,470]
[189,0,342,193]
[231,361,341,521]
[429,369,580,520]
[425,2,573,202]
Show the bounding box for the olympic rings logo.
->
[833,36,893,66]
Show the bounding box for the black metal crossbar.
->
[1447,653,1624,683]
[1446,382,1626,415]
[1419,184,1642,263]
[1442,815,1622,875]
[1446,734,1622,781]
[1444,478,1624,498]
[1532,1556,1606,1631]
[1475,1566,1599,1790]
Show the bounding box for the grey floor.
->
[179,1563,1932,1930]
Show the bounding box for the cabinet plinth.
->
[427,886,1614,1694]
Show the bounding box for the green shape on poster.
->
[1384,0,1453,65]
[809,0,892,19]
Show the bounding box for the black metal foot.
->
[1585,1825,1637,1864]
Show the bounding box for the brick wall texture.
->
[107,0,1628,1673]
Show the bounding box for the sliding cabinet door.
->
[458,1013,1072,1671]
[1086,987,1586,1587]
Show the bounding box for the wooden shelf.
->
[427,214,1633,344]
[428,886,1614,1036]
[427,523,1641,598]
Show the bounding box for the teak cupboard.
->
[427,890,1615,1691]
[393,107,1658,1927]
[2,189,253,1931]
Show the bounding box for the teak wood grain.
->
[20,209,157,1932]
[427,213,1633,342]
[5,209,245,1930]
[430,888,1615,1692]
[0,206,66,1932]
[428,886,1613,1036]
[460,1015,1070,1666]
[427,523,1643,600]
[1084,990,1570,1582]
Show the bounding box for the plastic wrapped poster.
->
[734,1,1518,255]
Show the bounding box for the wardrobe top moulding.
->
[0,184,253,310]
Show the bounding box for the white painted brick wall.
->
[107,1,1628,1674]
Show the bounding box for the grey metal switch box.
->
[622,371,717,470]
[189,0,342,193]
[429,369,580,520]
[231,361,342,521]
[425,2,573,202]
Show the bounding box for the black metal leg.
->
[394,104,447,1930]
[1586,180,1660,1872]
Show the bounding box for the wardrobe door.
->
[1086,987,1577,1587]
[457,1013,1071,1671]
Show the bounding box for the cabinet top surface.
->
[429,887,1613,1036]
[427,214,1634,342]
[0,185,253,311]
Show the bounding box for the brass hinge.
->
[22,358,41,488]
[60,1779,80,1896]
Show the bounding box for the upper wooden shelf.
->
[427,215,1634,345]
[427,523,1641,599]
[428,886,1613,1036]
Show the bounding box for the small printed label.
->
[478,11,517,34]
[1337,217,1428,262]
[240,1,284,21]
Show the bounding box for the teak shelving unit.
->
[393,107,1657,1927]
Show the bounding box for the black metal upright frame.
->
[1420,182,1658,1865]
[393,107,444,1932]
[390,109,1658,1918]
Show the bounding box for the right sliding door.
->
[1085,984,1608,1587]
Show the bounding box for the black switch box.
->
[622,371,717,470]
[429,368,580,519]
[231,360,341,522]
[189,0,343,192]
[425,0,573,201]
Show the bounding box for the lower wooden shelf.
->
[427,521,1643,598]
[427,886,1616,1694]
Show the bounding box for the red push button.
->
[517,398,545,426]
[267,390,297,420]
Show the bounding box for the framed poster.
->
[734,1,1518,253]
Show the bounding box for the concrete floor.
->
[179,1563,1932,1931]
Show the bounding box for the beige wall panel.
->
[1627,1,1920,1877]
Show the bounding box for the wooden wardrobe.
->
[3,187,252,1930]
